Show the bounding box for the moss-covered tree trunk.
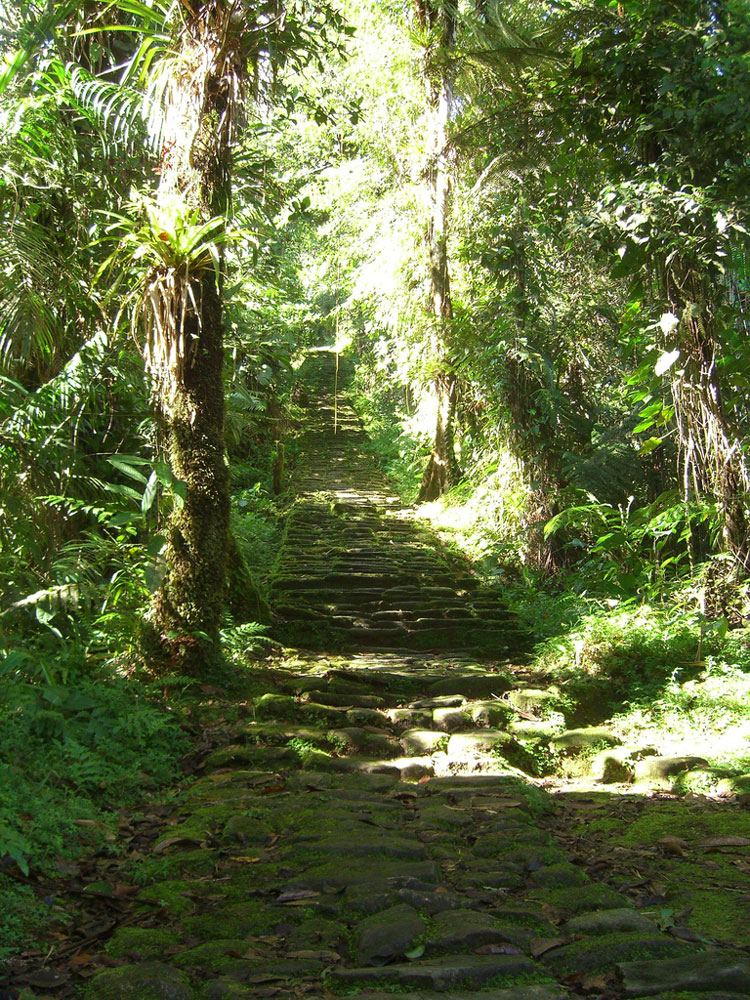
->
[417,0,461,503]
[146,0,242,675]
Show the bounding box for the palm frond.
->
[52,61,152,153]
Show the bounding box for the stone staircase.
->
[272,351,528,654]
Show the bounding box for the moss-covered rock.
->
[551,727,621,754]
[254,693,298,719]
[181,900,284,940]
[107,927,181,960]
[287,916,347,951]
[467,700,515,727]
[506,689,561,716]
[221,813,272,845]
[85,962,194,1000]
[530,883,632,915]
[542,932,698,975]
[137,881,196,917]
[154,848,218,876]
[353,903,426,965]
[172,939,255,972]
[717,772,750,796]
[528,862,590,888]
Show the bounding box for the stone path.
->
[85,351,750,1000]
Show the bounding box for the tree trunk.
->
[149,274,230,674]
[666,270,749,568]
[419,370,459,501]
[417,1,461,502]
[145,0,241,675]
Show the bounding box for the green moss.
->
[107,927,180,959]
[173,938,258,971]
[180,769,281,802]
[615,805,750,846]
[254,693,298,719]
[529,882,632,914]
[137,880,196,917]
[237,720,327,747]
[529,862,589,887]
[628,994,743,1000]
[221,813,273,844]
[84,962,194,1000]
[0,878,46,960]
[181,901,283,939]
[152,848,219,877]
[465,970,557,991]
[659,879,750,946]
[489,904,557,930]
[287,916,347,950]
[203,745,261,769]
[491,845,565,866]
[543,930,699,974]
[197,980,251,1000]
[571,815,622,837]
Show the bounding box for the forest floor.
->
[4,350,750,1000]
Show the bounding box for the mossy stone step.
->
[338,991,564,1000]
[332,953,536,990]
[618,951,750,996]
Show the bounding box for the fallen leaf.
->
[260,785,285,795]
[470,796,522,810]
[112,884,140,898]
[277,890,321,903]
[16,969,71,988]
[418,776,431,784]
[529,936,570,958]
[287,949,341,961]
[405,944,425,959]
[77,964,106,978]
[657,835,688,856]
[474,943,523,955]
[69,952,95,968]
[152,836,203,854]
[200,684,226,695]
[580,972,612,990]
[697,835,750,848]
[55,859,81,876]
[230,857,262,864]
[669,926,706,942]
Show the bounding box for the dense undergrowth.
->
[0,667,190,958]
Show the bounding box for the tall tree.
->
[415,0,462,501]
[118,0,346,673]
[138,0,241,674]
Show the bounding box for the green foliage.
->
[543,489,718,601]
[0,665,187,869]
[533,597,750,718]
[0,878,46,962]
